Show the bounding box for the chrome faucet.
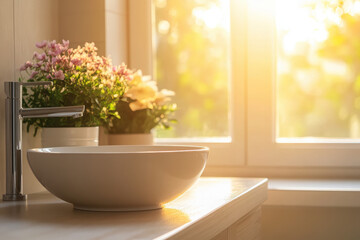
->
[2,81,85,201]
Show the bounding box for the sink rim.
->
[28,145,209,155]
[27,144,208,211]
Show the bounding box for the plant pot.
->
[41,127,99,147]
[107,133,154,145]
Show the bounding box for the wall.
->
[0,0,15,196]
[128,0,152,74]
[105,0,128,65]
[262,205,360,240]
[59,0,106,56]
[58,0,129,64]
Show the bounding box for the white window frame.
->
[128,0,360,168]
[246,0,360,167]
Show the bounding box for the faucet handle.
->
[20,81,53,87]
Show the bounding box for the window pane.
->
[153,0,230,138]
[277,0,360,139]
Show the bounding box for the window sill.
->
[154,137,232,144]
[265,179,360,207]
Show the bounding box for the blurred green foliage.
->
[154,0,230,138]
[278,1,360,138]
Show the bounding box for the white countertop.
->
[0,178,267,240]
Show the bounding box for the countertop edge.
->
[157,178,268,240]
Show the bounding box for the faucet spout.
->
[20,105,85,118]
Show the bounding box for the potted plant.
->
[106,70,177,145]
[20,40,130,147]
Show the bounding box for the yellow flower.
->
[124,70,175,111]
[129,101,150,111]
[102,107,108,114]
[130,70,144,85]
[125,84,157,101]
[154,89,175,105]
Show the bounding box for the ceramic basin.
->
[27,145,208,211]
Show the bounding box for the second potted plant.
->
[105,71,177,145]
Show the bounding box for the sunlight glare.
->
[164,178,233,221]
[277,0,360,55]
[276,0,329,54]
[192,0,229,31]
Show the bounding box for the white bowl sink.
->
[27,145,208,211]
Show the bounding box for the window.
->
[247,0,360,167]
[153,0,231,139]
[129,0,360,169]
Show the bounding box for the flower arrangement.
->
[106,70,177,134]
[21,40,131,135]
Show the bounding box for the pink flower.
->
[33,52,46,61]
[35,40,48,49]
[49,40,56,49]
[20,61,33,71]
[20,64,27,71]
[71,58,82,66]
[35,61,44,67]
[46,74,52,79]
[85,42,97,52]
[55,44,63,55]
[62,39,70,49]
[30,71,38,79]
[112,63,132,78]
[52,57,59,64]
[40,53,46,60]
[126,75,133,81]
[49,46,62,56]
[54,70,64,80]
[33,52,44,60]
[45,63,51,71]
